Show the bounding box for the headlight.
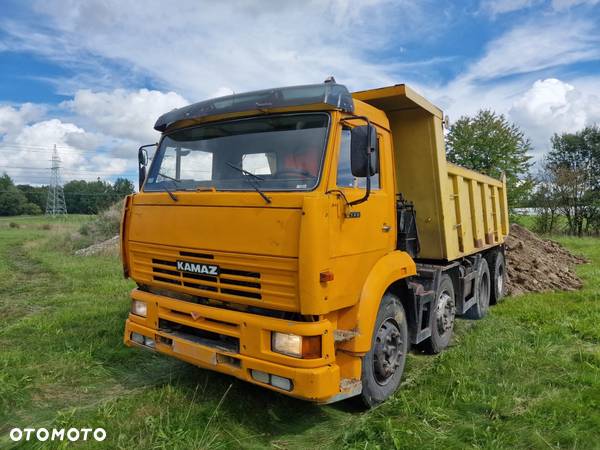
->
[131,300,147,317]
[271,332,321,359]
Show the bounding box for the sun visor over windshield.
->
[154,83,354,132]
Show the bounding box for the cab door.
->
[326,123,396,310]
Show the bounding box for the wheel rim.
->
[373,319,403,385]
[436,290,455,335]
[497,264,504,295]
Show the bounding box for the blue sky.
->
[1,0,599,184]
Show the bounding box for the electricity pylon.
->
[45,145,68,216]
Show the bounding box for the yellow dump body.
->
[353,85,509,261]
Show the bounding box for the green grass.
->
[0,216,599,449]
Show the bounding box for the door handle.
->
[382,224,391,232]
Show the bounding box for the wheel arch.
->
[337,250,416,353]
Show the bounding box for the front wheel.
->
[360,293,408,408]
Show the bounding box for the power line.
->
[0,143,100,151]
[0,143,138,154]
[7,190,129,197]
[0,143,75,150]
[2,166,137,175]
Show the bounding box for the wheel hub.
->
[436,291,455,335]
[373,319,403,385]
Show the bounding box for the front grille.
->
[151,252,262,300]
[130,242,298,311]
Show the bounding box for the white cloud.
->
[551,0,600,10]
[481,0,542,15]
[422,12,600,143]
[0,0,449,185]
[0,119,128,184]
[0,0,446,100]
[509,78,600,156]
[481,0,599,14]
[462,18,600,83]
[63,88,188,142]
[0,103,46,136]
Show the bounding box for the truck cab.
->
[121,81,508,406]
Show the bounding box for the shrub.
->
[20,202,42,215]
[84,202,122,240]
[9,222,20,229]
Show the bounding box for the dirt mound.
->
[74,235,120,257]
[505,224,587,296]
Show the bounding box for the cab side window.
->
[336,127,380,189]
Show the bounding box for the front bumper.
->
[123,288,356,402]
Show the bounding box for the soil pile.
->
[505,224,587,296]
[74,235,120,257]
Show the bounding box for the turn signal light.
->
[301,335,322,359]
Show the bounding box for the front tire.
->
[422,274,456,354]
[360,293,408,407]
[465,258,491,320]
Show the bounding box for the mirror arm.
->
[340,114,370,127]
[347,156,371,206]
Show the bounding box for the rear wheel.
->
[422,274,455,354]
[360,293,408,407]
[465,258,491,320]
[488,250,506,305]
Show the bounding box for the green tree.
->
[20,202,42,215]
[446,109,534,207]
[63,178,134,214]
[113,178,135,197]
[545,126,600,236]
[0,173,28,216]
[531,166,560,234]
[17,184,47,211]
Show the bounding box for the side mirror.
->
[350,124,378,177]
[138,144,156,190]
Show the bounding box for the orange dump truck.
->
[121,80,508,406]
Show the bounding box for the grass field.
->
[1,215,599,449]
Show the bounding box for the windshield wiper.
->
[158,172,179,202]
[226,162,271,204]
[226,162,264,181]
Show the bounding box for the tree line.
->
[446,110,600,236]
[0,174,135,216]
[532,127,600,236]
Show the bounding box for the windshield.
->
[144,113,329,192]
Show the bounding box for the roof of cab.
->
[154,82,355,132]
